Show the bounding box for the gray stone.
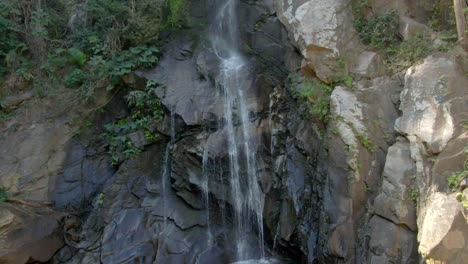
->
[399,16,429,40]
[0,91,34,110]
[350,51,384,78]
[396,55,468,154]
[374,140,417,230]
[418,192,468,263]
[276,0,359,83]
[368,216,418,264]
[127,130,150,149]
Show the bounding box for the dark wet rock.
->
[138,37,222,127]
[100,209,156,263]
[52,139,114,211]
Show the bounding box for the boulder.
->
[418,192,468,263]
[431,132,468,191]
[324,75,402,261]
[0,204,64,264]
[276,0,359,83]
[399,16,429,40]
[350,52,384,78]
[395,55,468,154]
[0,91,34,111]
[368,216,418,263]
[374,140,417,230]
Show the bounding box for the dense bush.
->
[0,0,187,95]
[289,74,333,123]
[352,0,439,73]
[356,10,400,49]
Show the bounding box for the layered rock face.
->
[0,0,467,264]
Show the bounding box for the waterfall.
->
[201,146,212,245]
[162,109,176,229]
[210,0,265,260]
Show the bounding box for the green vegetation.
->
[0,0,187,97]
[289,74,333,123]
[0,188,9,202]
[0,0,188,165]
[410,188,419,203]
[351,0,455,73]
[448,148,468,191]
[104,80,164,166]
[330,57,354,87]
[385,32,433,72]
[354,8,400,49]
[356,133,375,152]
[97,193,105,207]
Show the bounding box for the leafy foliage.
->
[356,9,400,49]
[0,1,21,78]
[165,0,188,28]
[448,148,468,191]
[0,0,185,99]
[356,133,375,152]
[290,74,333,123]
[0,188,10,202]
[104,80,164,166]
[352,1,440,73]
[385,32,433,72]
[65,69,85,88]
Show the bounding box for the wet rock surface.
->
[1,1,467,264]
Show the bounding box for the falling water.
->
[210,0,265,260]
[162,109,175,229]
[201,147,212,244]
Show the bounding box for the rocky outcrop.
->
[276,0,360,83]
[373,140,417,231]
[363,54,468,264]
[0,204,64,264]
[419,192,468,263]
[322,74,403,262]
[395,55,467,154]
[1,1,467,264]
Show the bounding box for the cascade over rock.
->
[0,1,467,264]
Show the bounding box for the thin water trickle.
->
[201,146,212,245]
[162,109,176,229]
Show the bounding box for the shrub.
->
[356,9,400,49]
[352,2,435,73]
[68,48,87,67]
[385,32,433,72]
[65,69,85,88]
[0,188,9,202]
[104,80,164,166]
[293,77,333,123]
[165,0,188,28]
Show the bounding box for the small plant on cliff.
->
[410,188,420,203]
[352,2,435,73]
[295,78,333,123]
[104,80,164,166]
[385,32,433,72]
[165,0,189,28]
[448,148,468,191]
[356,133,375,152]
[354,6,400,49]
[0,188,10,202]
